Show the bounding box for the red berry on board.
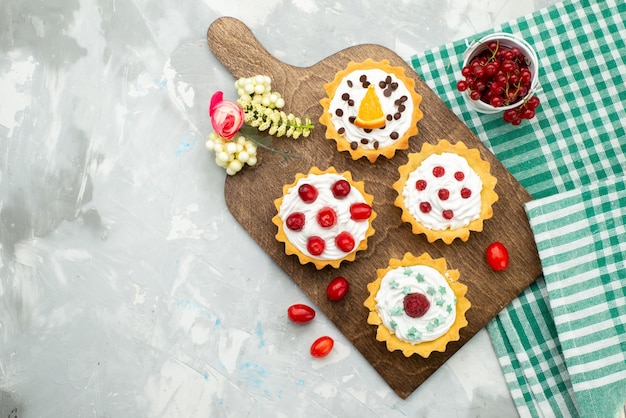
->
[286,212,305,231]
[326,276,349,301]
[349,202,372,221]
[331,179,351,198]
[298,184,318,203]
[310,336,334,358]
[287,304,316,323]
[486,241,509,271]
[317,207,337,228]
[403,293,430,318]
[335,231,355,253]
[307,236,325,256]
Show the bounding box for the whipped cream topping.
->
[279,173,371,260]
[375,265,457,343]
[402,152,482,230]
[329,69,415,151]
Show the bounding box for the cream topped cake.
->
[320,59,423,162]
[272,167,376,270]
[364,252,471,358]
[393,140,498,244]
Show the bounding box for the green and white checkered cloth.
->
[409,0,626,417]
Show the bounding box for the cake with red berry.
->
[319,59,423,163]
[272,167,376,270]
[364,252,471,358]
[393,139,498,244]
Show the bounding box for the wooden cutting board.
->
[207,17,541,399]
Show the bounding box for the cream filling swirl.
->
[279,173,370,260]
[402,152,482,230]
[329,68,414,150]
[375,265,457,343]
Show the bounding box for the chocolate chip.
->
[349,116,356,124]
[350,141,358,150]
[335,109,343,117]
[398,104,406,112]
[379,81,386,89]
[348,99,354,106]
[364,128,372,133]
[385,75,392,84]
[359,74,367,82]
[373,141,379,149]
[390,82,398,90]
[390,131,399,140]
[341,93,350,101]
[360,138,368,144]
[399,95,408,102]
[347,80,353,87]
[386,114,393,121]
[394,113,401,120]
[383,88,391,97]
[362,81,370,88]
[338,127,345,134]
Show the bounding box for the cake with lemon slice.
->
[319,59,423,162]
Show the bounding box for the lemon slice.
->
[354,85,386,129]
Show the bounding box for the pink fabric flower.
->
[209,91,244,140]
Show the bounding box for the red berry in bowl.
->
[326,276,349,301]
[310,336,334,358]
[298,183,318,203]
[287,304,316,323]
[486,241,509,271]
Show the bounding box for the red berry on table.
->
[287,304,316,323]
[349,202,372,221]
[317,207,337,228]
[326,276,349,301]
[286,212,305,231]
[486,241,509,271]
[310,336,334,358]
[307,236,325,256]
[335,231,355,253]
[331,179,351,198]
[456,80,468,92]
[298,183,318,203]
[403,293,430,318]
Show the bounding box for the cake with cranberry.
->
[272,167,376,270]
[393,139,498,244]
[319,59,423,163]
[364,252,471,357]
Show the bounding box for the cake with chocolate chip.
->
[364,252,471,357]
[319,59,423,163]
[393,139,498,244]
[272,167,376,270]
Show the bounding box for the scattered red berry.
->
[326,276,349,301]
[298,184,318,203]
[287,304,316,323]
[317,207,337,228]
[349,202,372,221]
[335,231,355,253]
[286,212,305,231]
[486,241,509,271]
[331,179,351,198]
[307,236,325,256]
[456,40,540,124]
[310,336,334,358]
[403,293,430,318]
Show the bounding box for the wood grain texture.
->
[207,17,541,399]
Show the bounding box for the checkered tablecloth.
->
[410,0,626,416]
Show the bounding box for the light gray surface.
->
[1,0,560,416]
